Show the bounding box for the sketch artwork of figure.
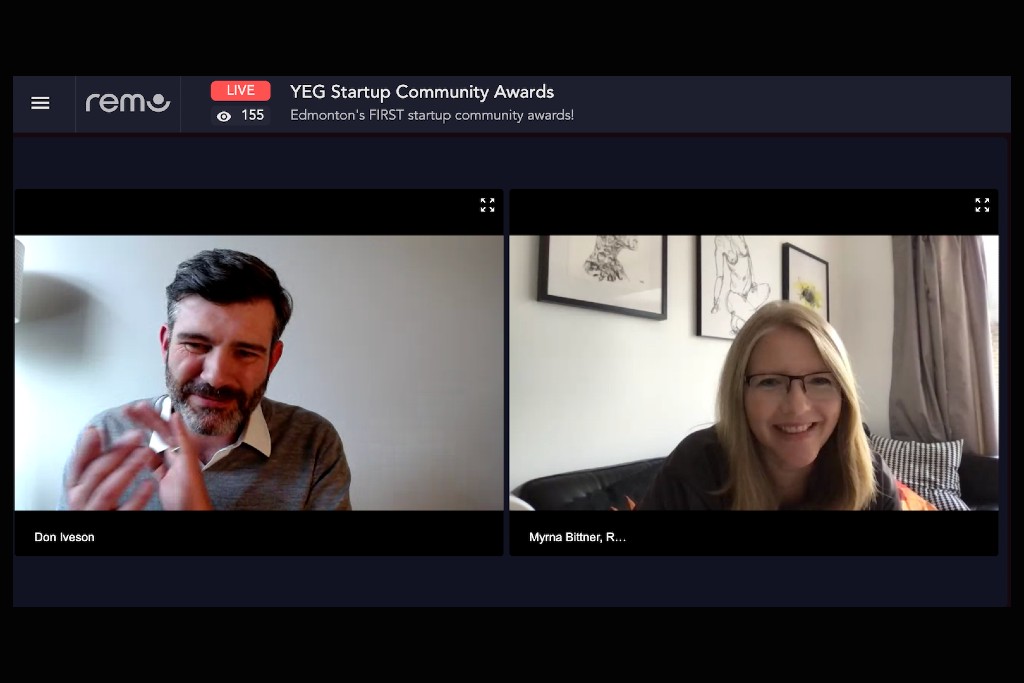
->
[584,235,639,282]
[711,235,770,334]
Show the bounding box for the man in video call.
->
[59,248,352,511]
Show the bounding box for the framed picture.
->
[782,242,829,321]
[537,235,667,320]
[696,235,779,339]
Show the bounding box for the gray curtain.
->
[889,236,998,456]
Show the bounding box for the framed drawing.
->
[537,235,667,320]
[696,235,779,339]
[782,242,829,321]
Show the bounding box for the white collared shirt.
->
[149,396,272,470]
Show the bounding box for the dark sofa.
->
[514,451,998,511]
[514,458,665,511]
[958,452,999,511]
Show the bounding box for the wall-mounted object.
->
[782,242,830,321]
[537,235,667,320]
[696,235,778,339]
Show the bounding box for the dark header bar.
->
[14,189,503,235]
[511,189,1000,235]
[13,76,1010,134]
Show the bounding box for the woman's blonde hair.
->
[714,300,877,510]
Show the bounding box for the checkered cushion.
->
[869,434,970,511]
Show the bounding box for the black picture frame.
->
[696,235,779,339]
[537,235,668,320]
[782,242,830,321]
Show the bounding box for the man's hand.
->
[123,402,213,511]
[65,427,157,510]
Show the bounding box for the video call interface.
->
[12,76,1009,606]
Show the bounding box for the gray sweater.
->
[59,396,352,510]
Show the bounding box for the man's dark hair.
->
[166,249,294,345]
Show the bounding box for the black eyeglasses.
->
[745,372,840,400]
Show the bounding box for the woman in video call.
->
[640,300,900,510]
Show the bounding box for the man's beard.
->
[165,363,269,438]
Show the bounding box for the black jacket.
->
[638,426,901,510]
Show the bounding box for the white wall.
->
[14,235,505,510]
[509,234,896,490]
[830,236,895,436]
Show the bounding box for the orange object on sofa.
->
[896,480,937,511]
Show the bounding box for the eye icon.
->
[216,110,231,122]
